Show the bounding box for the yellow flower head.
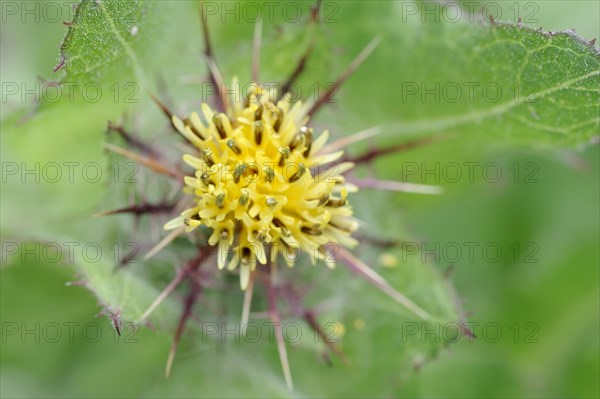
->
[165,81,358,289]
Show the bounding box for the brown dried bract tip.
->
[52,56,66,73]
[111,315,122,336]
[310,0,323,23]
[96,309,122,336]
[460,324,476,340]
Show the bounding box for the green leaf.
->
[328,5,600,147]
[209,2,599,147]
[74,254,179,324]
[57,0,166,83]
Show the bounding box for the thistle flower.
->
[163,82,358,289]
[99,3,459,391]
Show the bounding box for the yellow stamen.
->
[164,80,358,289]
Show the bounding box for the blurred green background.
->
[1,1,599,398]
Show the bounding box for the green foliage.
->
[58,0,167,83]
[1,0,598,397]
[315,3,600,147]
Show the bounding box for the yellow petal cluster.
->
[165,83,358,289]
